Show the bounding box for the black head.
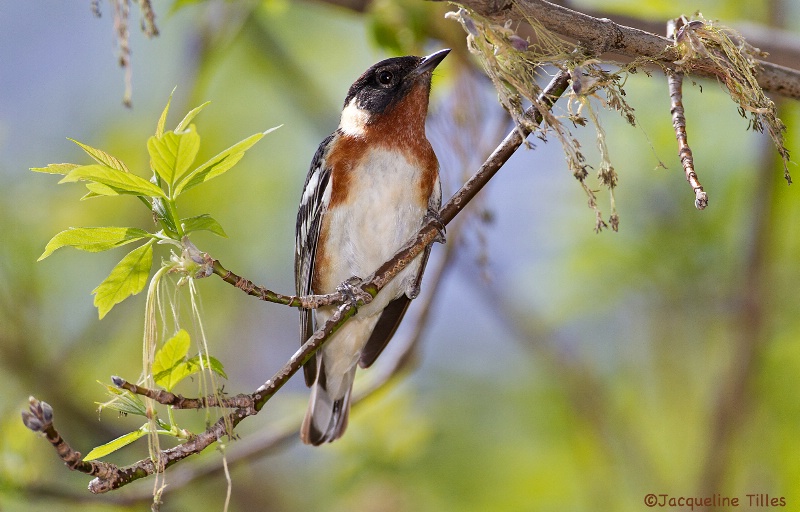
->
[342,49,450,116]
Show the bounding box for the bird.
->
[294,49,449,445]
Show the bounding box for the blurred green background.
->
[1,0,799,510]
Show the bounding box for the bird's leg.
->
[425,206,446,245]
[405,207,444,301]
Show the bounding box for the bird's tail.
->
[300,366,356,445]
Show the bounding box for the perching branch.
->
[178,240,349,309]
[211,259,354,309]
[24,70,570,493]
[112,376,255,410]
[443,0,800,101]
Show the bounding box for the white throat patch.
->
[339,98,370,136]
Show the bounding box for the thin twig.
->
[96,199,467,505]
[667,17,708,210]
[210,259,348,309]
[112,377,255,409]
[21,397,117,480]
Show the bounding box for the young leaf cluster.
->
[85,329,227,461]
[152,329,227,392]
[31,92,279,318]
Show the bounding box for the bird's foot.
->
[426,207,446,244]
[337,276,373,307]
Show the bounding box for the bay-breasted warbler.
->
[295,49,449,445]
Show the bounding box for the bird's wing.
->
[295,133,335,386]
[358,295,412,369]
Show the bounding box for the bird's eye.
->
[377,70,394,86]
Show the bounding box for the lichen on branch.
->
[670,12,791,183]
[446,6,645,231]
[446,1,793,231]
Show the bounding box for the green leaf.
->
[176,150,245,196]
[97,384,171,430]
[68,138,130,173]
[83,425,149,461]
[174,126,279,196]
[147,127,200,190]
[80,190,103,201]
[61,164,166,198]
[84,181,123,197]
[81,182,159,202]
[175,101,210,133]
[38,227,152,260]
[92,242,154,319]
[81,180,134,200]
[155,361,191,392]
[98,383,147,417]
[182,214,227,238]
[156,87,176,138]
[153,329,193,391]
[154,329,191,372]
[186,354,228,380]
[30,163,80,174]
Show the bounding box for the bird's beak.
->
[410,48,451,78]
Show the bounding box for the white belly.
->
[320,147,428,316]
[314,147,430,395]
